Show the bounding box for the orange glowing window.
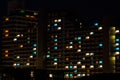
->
[30,16,35,19]
[54,43,58,45]
[5,30,9,33]
[96,61,98,64]
[5,34,9,37]
[26,15,30,17]
[48,47,50,50]
[5,17,9,21]
[19,45,23,48]
[66,58,69,61]
[5,50,8,53]
[5,54,8,57]
[66,46,69,49]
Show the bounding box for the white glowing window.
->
[90,31,94,35]
[73,66,77,69]
[83,57,85,60]
[13,63,16,66]
[33,48,36,50]
[86,53,89,56]
[57,27,61,30]
[116,43,119,46]
[98,27,103,30]
[115,52,119,55]
[77,74,81,76]
[49,74,53,78]
[99,65,103,68]
[82,74,85,76]
[115,30,119,33]
[13,38,17,41]
[34,12,38,15]
[81,65,85,68]
[90,53,94,56]
[86,36,90,39]
[69,46,73,49]
[58,19,61,22]
[80,22,82,25]
[21,34,23,37]
[90,65,94,68]
[16,56,20,59]
[53,62,57,65]
[65,66,69,69]
[26,63,30,66]
[16,34,20,37]
[65,74,69,77]
[77,49,81,52]
[77,61,81,64]
[30,55,33,58]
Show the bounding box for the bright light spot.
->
[65,66,69,69]
[58,19,61,22]
[53,62,57,65]
[86,36,90,39]
[81,65,85,69]
[98,27,103,30]
[116,43,119,46]
[19,45,23,48]
[33,48,36,50]
[5,30,9,33]
[16,34,20,37]
[115,52,120,55]
[57,27,61,30]
[94,22,99,26]
[90,53,94,56]
[26,63,30,66]
[99,65,103,68]
[30,55,33,58]
[69,46,73,49]
[86,53,89,56]
[115,30,119,33]
[90,65,94,68]
[49,74,53,78]
[73,66,77,69]
[13,63,16,66]
[90,32,94,35]
[13,38,17,41]
[17,56,20,59]
[77,49,81,52]
[77,61,81,64]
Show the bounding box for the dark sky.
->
[0,0,120,17]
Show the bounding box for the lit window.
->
[13,63,16,66]
[16,56,20,59]
[5,17,9,21]
[69,46,73,49]
[90,32,94,35]
[54,43,58,45]
[73,66,77,69]
[77,49,81,52]
[33,51,37,54]
[5,34,9,37]
[5,50,8,53]
[17,63,20,66]
[5,54,8,57]
[98,27,103,30]
[21,34,24,37]
[13,38,17,41]
[94,22,99,26]
[58,19,61,22]
[26,63,30,66]
[80,22,82,25]
[77,37,81,40]
[83,57,85,60]
[19,45,23,48]
[25,15,30,17]
[99,60,103,64]
[57,27,61,30]
[86,53,89,56]
[54,23,58,26]
[30,16,35,19]
[49,74,53,78]
[115,47,120,50]
[54,19,58,22]
[115,52,120,55]
[30,55,33,58]
[90,53,94,56]
[33,48,36,50]
[54,58,58,61]
[66,46,69,49]
[99,65,103,68]
[99,43,103,47]
[116,39,119,42]
[90,65,94,68]
[81,65,85,69]
[74,70,77,72]
[5,30,9,33]
[116,43,119,46]
[77,61,81,64]
[77,74,81,77]
[66,58,69,61]
[69,66,73,69]
[16,34,20,37]
[65,74,69,77]
[65,66,69,69]
[54,39,58,42]
[33,44,37,47]
[115,30,119,33]
[55,35,58,37]
[34,12,38,15]
[82,74,85,76]
[46,55,50,58]
[53,62,57,65]
[70,74,73,77]
[86,36,90,39]
[54,46,58,50]
[70,42,73,44]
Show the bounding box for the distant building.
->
[1,9,46,69]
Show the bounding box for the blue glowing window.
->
[33,51,37,54]
[78,37,81,40]
[74,70,77,72]
[99,43,103,47]
[94,22,99,26]
[17,63,20,66]
[54,58,58,61]
[70,74,73,77]
[69,66,73,69]
[33,44,37,47]
[54,46,58,50]
[54,39,58,42]
[47,55,50,58]
[99,60,103,64]
[116,39,119,42]
[115,47,120,50]
[54,23,58,26]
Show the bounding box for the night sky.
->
[0,0,120,17]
